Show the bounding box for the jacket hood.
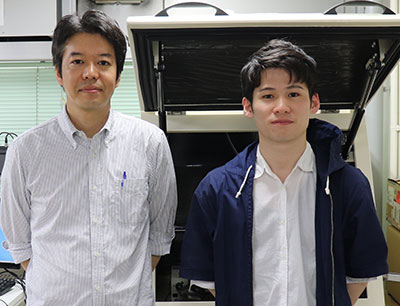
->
[225,118,346,180]
[307,118,347,179]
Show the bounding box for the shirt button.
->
[280,220,284,225]
[94,251,100,257]
[92,185,97,191]
[95,286,100,291]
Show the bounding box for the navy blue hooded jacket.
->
[179,119,388,306]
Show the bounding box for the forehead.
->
[63,32,115,59]
[259,68,307,88]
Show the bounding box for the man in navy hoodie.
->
[179,39,388,306]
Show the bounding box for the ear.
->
[55,67,63,87]
[310,93,320,114]
[115,74,121,88]
[242,97,254,118]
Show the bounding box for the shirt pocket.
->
[111,178,149,226]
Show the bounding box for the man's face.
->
[56,32,120,114]
[242,68,320,146]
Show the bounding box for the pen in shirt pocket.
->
[121,171,127,188]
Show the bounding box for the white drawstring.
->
[326,175,335,305]
[235,165,253,199]
[325,176,330,195]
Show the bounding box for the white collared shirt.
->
[252,143,316,306]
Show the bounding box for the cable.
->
[3,269,26,301]
[0,133,9,146]
[0,132,18,147]
[0,298,8,306]
[225,133,238,155]
[3,269,21,281]
[5,133,17,146]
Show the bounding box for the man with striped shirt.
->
[0,10,177,306]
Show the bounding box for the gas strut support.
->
[342,54,381,160]
[155,54,167,134]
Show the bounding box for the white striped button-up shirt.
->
[0,108,177,306]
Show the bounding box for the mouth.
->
[79,86,102,93]
[272,119,293,125]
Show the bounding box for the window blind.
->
[0,61,140,145]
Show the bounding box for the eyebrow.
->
[258,87,275,92]
[258,84,306,92]
[287,84,306,90]
[68,52,113,58]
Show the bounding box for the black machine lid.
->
[127,3,400,156]
[128,14,400,112]
[146,36,381,111]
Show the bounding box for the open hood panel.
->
[128,13,400,112]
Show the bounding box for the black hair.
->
[52,10,127,80]
[240,39,317,104]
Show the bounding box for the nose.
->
[273,97,290,114]
[82,62,99,80]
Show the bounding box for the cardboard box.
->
[385,291,400,306]
[387,225,400,303]
[387,179,400,231]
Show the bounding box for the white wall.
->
[0,0,59,61]
[0,0,57,36]
[366,89,385,222]
[77,0,164,38]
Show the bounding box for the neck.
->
[258,136,307,183]
[66,104,110,139]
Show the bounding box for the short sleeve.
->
[343,170,388,278]
[179,189,215,281]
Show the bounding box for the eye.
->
[262,94,273,99]
[71,59,83,65]
[98,60,111,66]
[289,92,300,97]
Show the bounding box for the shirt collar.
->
[255,142,315,179]
[101,109,115,147]
[57,106,80,149]
[57,106,115,149]
[296,142,315,173]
